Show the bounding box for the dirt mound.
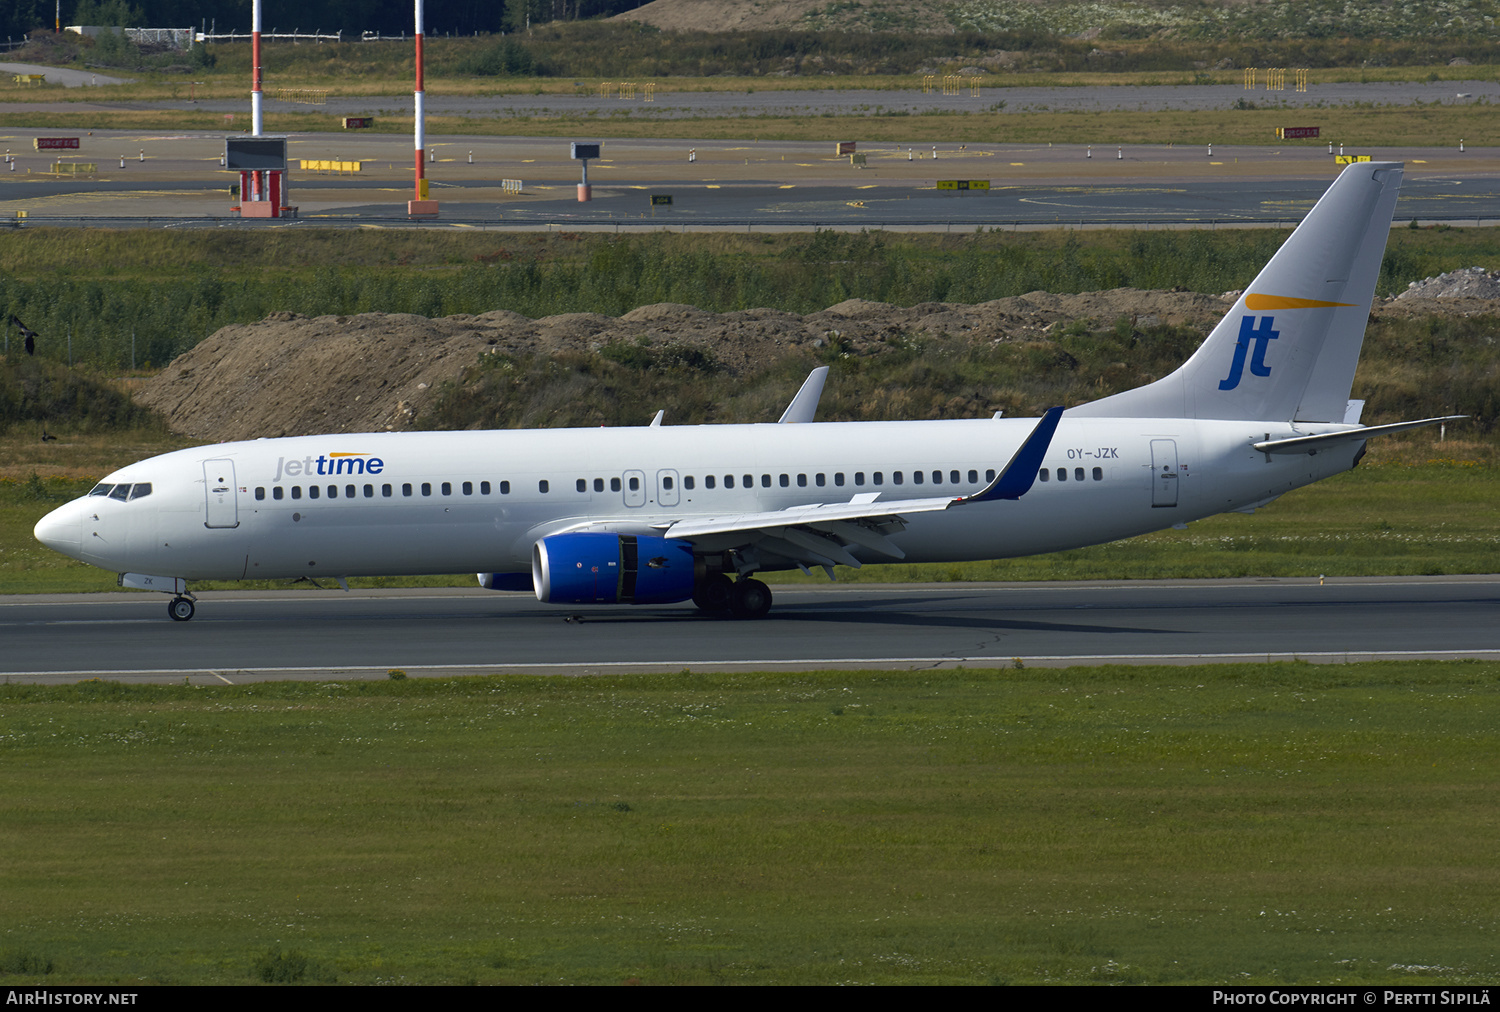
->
[610,0,955,33]
[136,290,1231,442]
[1395,266,1500,301]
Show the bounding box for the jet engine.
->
[532,532,696,605]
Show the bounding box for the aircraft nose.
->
[34,499,83,559]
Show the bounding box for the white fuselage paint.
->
[41,416,1359,583]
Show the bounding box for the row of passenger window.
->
[254,481,497,501]
[1039,467,1105,482]
[252,465,1103,503]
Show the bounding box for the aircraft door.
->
[203,459,240,528]
[656,469,680,507]
[622,469,647,508]
[1150,439,1179,508]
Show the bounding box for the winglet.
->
[778,366,830,423]
[954,406,1064,505]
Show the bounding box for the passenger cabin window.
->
[500,481,511,495]
[273,487,284,500]
[403,483,413,497]
[441,482,452,496]
[539,480,549,494]
[463,481,473,495]
[1074,468,1085,482]
[479,482,490,495]
[1093,467,1103,481]
[684,476,694,490]
[1039,469,1050,482]
[421,483,432,497]
[968,470,979,484]
[664,476,675,490]
[610,478,621,492]
[706,475,716,489]
[835,473,845,486]
[779,474,789,488]
[593,478,604,492]
[291,486,302,500]
[255,487,266,500]
[309,485,321,499]
[364,484,374,498]
[577,478,586,493]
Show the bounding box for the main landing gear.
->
[167,596,196,622]
[693,574,772,619]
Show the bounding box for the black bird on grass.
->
[9,314,38,355]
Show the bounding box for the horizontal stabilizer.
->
[1254,416,1465,455]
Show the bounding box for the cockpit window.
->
[128,483,152,501]
[108,484,131,501]
[89,483,114,497]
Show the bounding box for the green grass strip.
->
[0,662,1495,984]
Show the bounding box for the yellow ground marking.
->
[0,189,207,208]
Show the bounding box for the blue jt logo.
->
[1219,315,1279,391]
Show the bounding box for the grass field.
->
[0,103,1492,148]
[0,663,1494,985]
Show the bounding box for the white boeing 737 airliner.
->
[35,162,1459,621]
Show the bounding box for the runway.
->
[3,577,1498,682]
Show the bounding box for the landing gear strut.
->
[167,596,195,622]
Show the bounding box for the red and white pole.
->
[251,0,263,135]
[409,0,437,214]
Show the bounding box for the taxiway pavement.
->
[3,577,1497,682]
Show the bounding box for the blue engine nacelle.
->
[532,532,697,605]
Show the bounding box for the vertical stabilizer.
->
[1072,162,1402,422]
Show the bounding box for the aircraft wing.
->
[652,407,1064,571]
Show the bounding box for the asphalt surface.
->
[3,577,1498,682]
[0,120,1495,227]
